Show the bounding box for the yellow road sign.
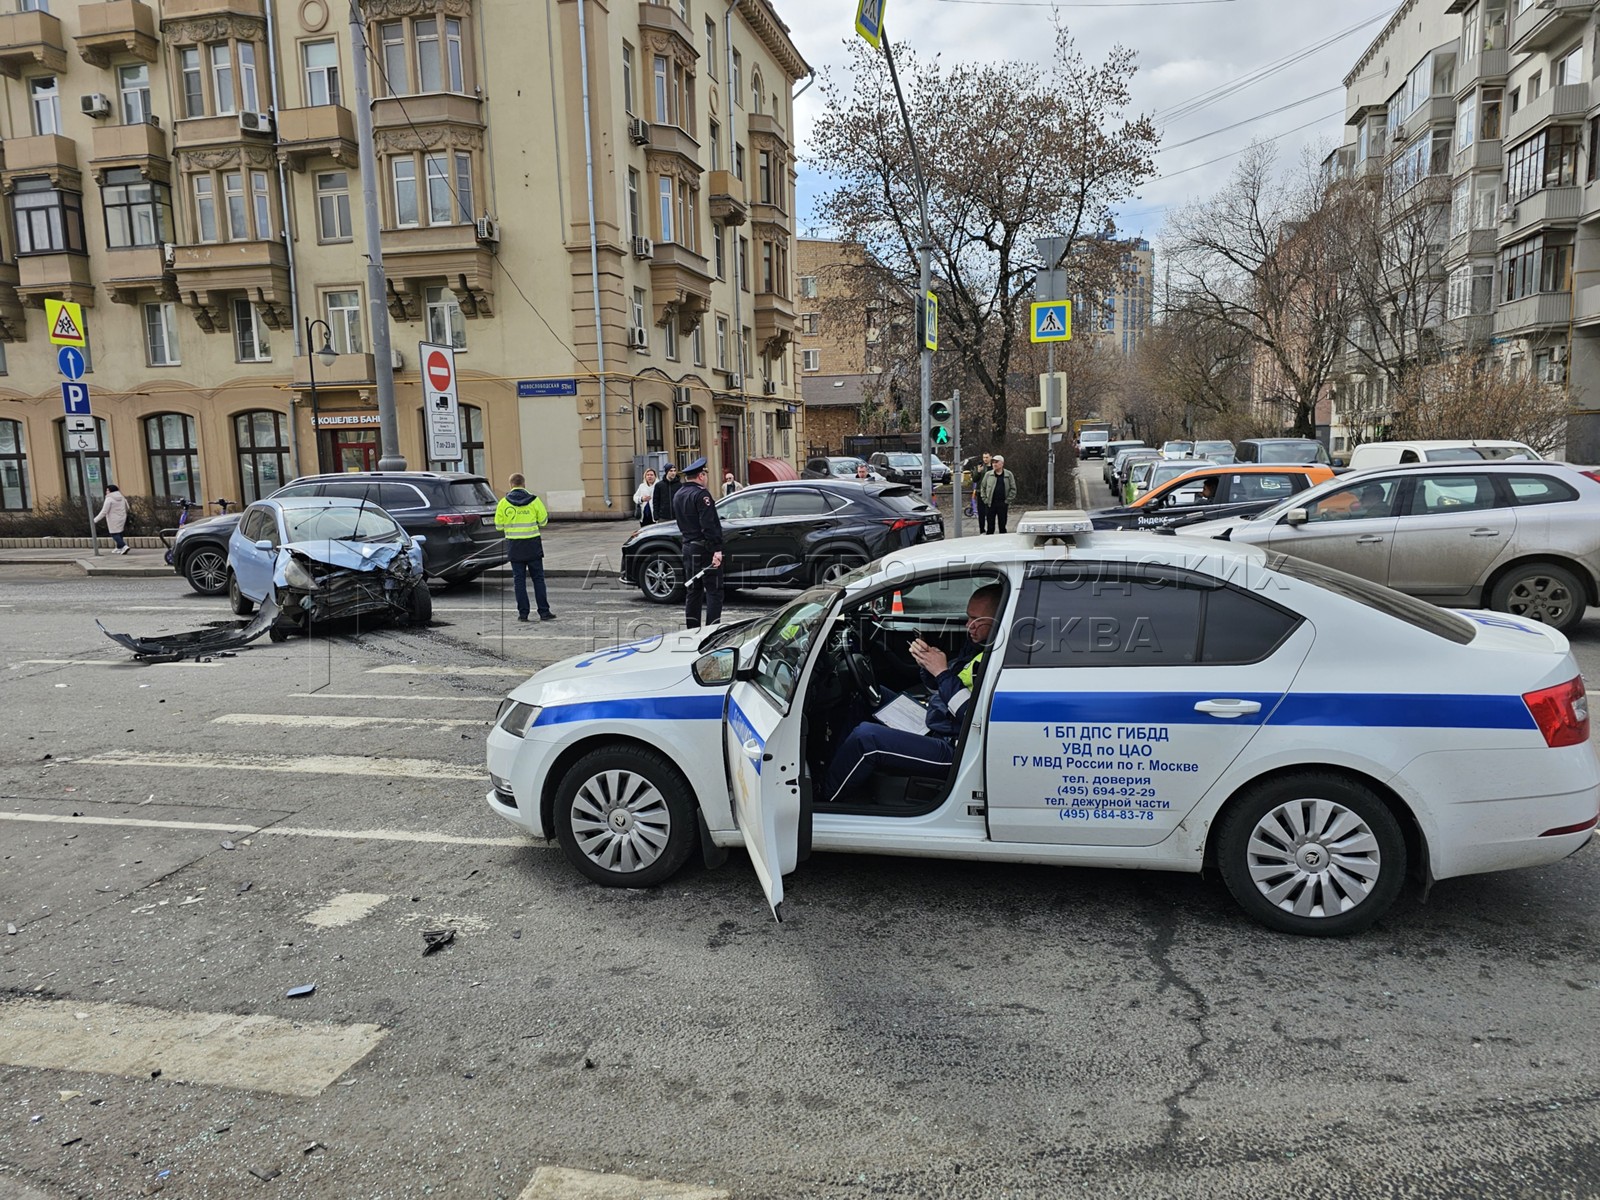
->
[855,0,886,48]
[46,299,87,348]
[1030,300,1071,344]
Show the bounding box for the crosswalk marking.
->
[368,664,529,677]
[303,892,390,928]
[213,713,486,730]
[0,999,386,1098]
[518,1167,729,1200]
[0,811,539,848]
[74,750,484,781]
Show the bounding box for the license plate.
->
[482,516,496,527]
[926,521,943,535]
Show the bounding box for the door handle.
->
[1194,699,1262,718]
[1469,529,1500,537]
[1355,535,1384,544]
[742,738,763,762]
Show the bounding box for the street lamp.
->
[305,318,338,474]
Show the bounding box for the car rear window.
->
[1268,555,1474,644]
[1257,442,1328,464]
[447,481,498,506]
[876,488,935,514]
[1504,474,1578,506]
[1421,448,1488,461]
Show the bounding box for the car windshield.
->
[282,505,404,543]
[1163,442,1193,453]
[831,460,862,474]
[885,454,920,467]
[1152,461,1214,486]
[1257,441,1327,463]
[1082,431,1109,442]
[448,480,498,505]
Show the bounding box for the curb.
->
[79,561,174,578]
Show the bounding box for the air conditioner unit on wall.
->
[391,348,405,370]
[775,411,793,429]
[239,111,274,134]
[628,117,651,146]
[674,426,701,449]
[1500,203,1517,223]
[474,216,500,243]
[161,242,176,268]
[80,94,111,118]
[726,373,743,390]
[763,380,778,394]
[674,403,694,423]
[628,326,649,350]
[631,236,654,260]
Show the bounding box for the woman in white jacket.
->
[94,484,131,554]
[632,467,658,525]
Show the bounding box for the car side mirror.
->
[1332,457,1346,468]
[1285,508,1309,526]
[253,539,273,550]
[692,647,738,687]
[412,534,427,544]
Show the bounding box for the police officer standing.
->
[672,457,724,628]
[494,472,556,622]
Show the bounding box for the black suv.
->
[166,471,506,594]
[621,479,944,602]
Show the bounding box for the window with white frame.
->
[627,168,641,238]
[193,176,218,242]
[731,49,741,104]
[304,39,341,106]
[1556,44,1582,87]
[19,0,49,10]
[716,316,728,368]
[118,64,151,124]
[239,41,258,110]
[392,158,419,227]
[210,43,235,114]
[30,76,60,136]
[704,18,716,75]
[663,320,679,360]
[325,290,363,354]
[692,323,704,366]
[622,42,635,114]
[750,70,762,114]
[144,302,180,366]
[316,171,352,240]
[233,298,271,362]
[168,35,261,116]
[390,152,471,227]
[802,349,820,371]
[425,285,466,350]
[709,120,721,170]
[798,275,818,299]
[375,15,468,96]
[657,175,674,243]
[713,224,725,278]
[631,288,646,332]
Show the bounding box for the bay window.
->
[373,14,471,96]
[389,152,473,227]
[103,169,172,249]
[1499,234,1572,302]
[14,179,86,255]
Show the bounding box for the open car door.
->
[723,590,834,920]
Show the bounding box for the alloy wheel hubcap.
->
[1508,576,1574,625]
[644,560,677,597]
[191,552,227,589]
[1247,797,1381,918]
[570,769,671,874]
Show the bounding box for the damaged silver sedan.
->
[225,497,433,640]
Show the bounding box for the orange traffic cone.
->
[891,590,905,615]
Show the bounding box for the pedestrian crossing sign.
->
[855,0,886,48]
[1030,300,1071,344]
[46,299,87,349]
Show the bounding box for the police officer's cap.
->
[683,456,709,477]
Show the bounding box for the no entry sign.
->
[419,341,462,463]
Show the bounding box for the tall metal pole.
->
[1046,343,1055,509]
[951,388,963,538]
[881,38,935,508]
[349,2,404,470]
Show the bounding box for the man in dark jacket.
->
[493,473,555,622]
[652,464,682,529]
[672,457,724,628]
[823,583,1001,803]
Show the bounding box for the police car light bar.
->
[1015,510,1095,536]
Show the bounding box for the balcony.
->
[380,223,494,320]
[102,246,172,305]
[293,352,376,390]
[1445,227,1498,262]
[644,124,701,169]
[1494,291,1573,336]
[75,1,158,67]
[0,9,67,78]
[1448,313,1494,343]
[17,252,94,308]
[1503,83,1588,146]
[0,265,24,340]
[1452,138,1502,177]
[174,112,276,152]
[707,170,747,226]
[0,135,79,191]
[160,0,264,18]
[1503,186,1582,236]
[648,240,712,331]
[275,105,358,171]
[1456,49,1510,97]
[371,91,482,134]
[754,289,796,355]
[1397,95,1455,136]
[1511,0,1593,55]
[171,240,290,332]
[747,113,790,147]
[1576,286,1600,328]
[1586,179,1600,222]
[90,120,170,183]
[637,1,695,48]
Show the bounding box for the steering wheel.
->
[832,626,880,708]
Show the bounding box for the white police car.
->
[485,513,1599,935]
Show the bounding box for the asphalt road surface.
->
[3,481,1599,1200]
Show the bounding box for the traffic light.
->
[929,399,952,447]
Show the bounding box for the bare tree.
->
[808,30,1158,444]
[1164,144,1354,436]
[1389,353,1570,454]
[1132,302,1257,441]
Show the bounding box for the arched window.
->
[234,409,289,502]
[644,402,666,454]
[750,70,762,114]
[0,419,28,510]
[425,402,485,475]
[145,412,200,502]
[59,417,111,505]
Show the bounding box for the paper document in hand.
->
[874,694,929,734]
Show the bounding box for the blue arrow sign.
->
[57,346,85,381]
[61,382,92,416]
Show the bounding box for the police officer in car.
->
[673,457,724,629]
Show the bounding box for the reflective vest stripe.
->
[949,688,972,715]
[958,650,985,691]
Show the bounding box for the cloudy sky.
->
[778,0,1403,242]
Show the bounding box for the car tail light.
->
[880,518,918,532]
[1582,470,1600,485]
[435,513,471,526]
[1523,677,1590,748]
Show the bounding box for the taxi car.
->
[485,514,1599,936]
[1090,463,1336,531]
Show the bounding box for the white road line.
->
[519,1167,729,1200]
[122,605,219,612]
[12,659,213,668]
[368,664,530,676]
[302,892,390,928]
[74,750,484,781]
[213,713,487,730]
[0,999,386,1099]
[288,692,502,703]
[0,811,540,848]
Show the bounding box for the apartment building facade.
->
[0,0,807,519]
[1073,237,1155,358]
[1324,0,1600,456]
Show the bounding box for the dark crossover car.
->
[868,451,952,488]
[620,480,944,603]
[166,471,505,594]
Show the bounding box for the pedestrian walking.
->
[634,467,658,525]
[651,463,682,528]
[494,473,556,622]
[979,454,1017,534]
[94,484,132,554]
[673,457,724,629]
[972,452,993,526]
[721,470,742,497]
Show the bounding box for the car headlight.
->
[281,558,316,590]
[495,699,540,737]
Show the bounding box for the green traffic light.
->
[933,427,951,445]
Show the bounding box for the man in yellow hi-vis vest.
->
[823,583,1002,803]
[494,473,555,622]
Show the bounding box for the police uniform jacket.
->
[923,641,986,741]
[673,482,724,548]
